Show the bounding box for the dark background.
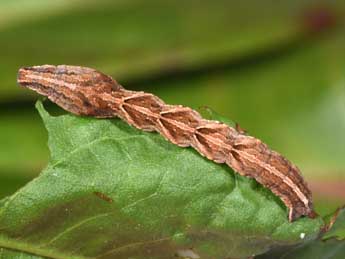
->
[0,0,344,216]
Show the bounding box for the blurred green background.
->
[0,0,344,216]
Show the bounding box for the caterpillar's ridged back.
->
[18,64,315,221]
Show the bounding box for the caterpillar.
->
[17,65,315,222]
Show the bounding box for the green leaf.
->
[256,207,345,258]
[0,102,323,258]
[0,198,9,208]
[256,239,345,259]
[0,247,46,259]
[323,207,345,241]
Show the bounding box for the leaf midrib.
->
[0,235,90,259]
[0,234,174,259]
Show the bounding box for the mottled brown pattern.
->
[17,65,315,221]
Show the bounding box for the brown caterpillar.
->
[17,65,315,221]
